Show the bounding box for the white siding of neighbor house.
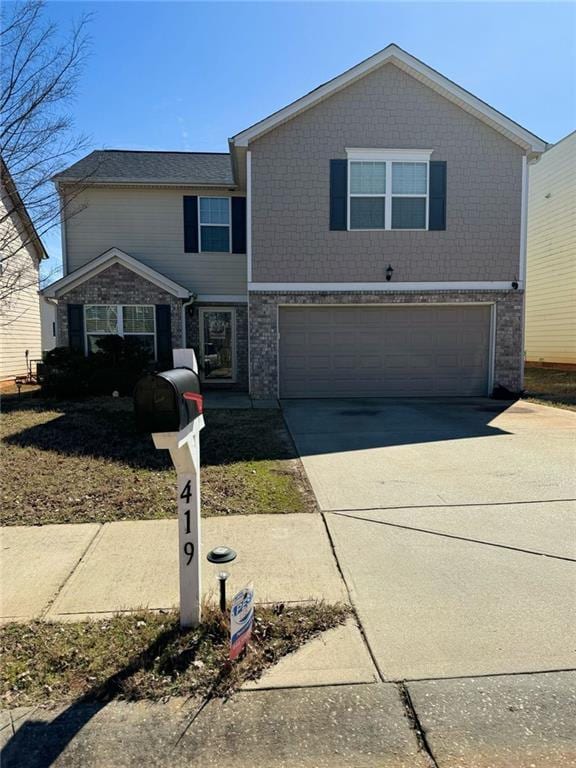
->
[63,185,247,295]
[525,131,576,364]
[0,182,42,380]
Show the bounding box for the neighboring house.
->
[42,44,547,398]
[525,131,576,367]
[0,159,48,381]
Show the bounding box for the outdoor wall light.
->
[206,546,237,612]
[385,265,394,281]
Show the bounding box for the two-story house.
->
[42,44,547,398]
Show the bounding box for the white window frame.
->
[346,149,433,231]
[198,196,232,254]
[198,307,237,384]
[84,304,157,360]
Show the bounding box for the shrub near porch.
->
[0,397,316,526]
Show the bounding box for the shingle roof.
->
[53,150,235,186]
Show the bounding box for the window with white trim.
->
[199,197,231,252]
[84,304,156,358]
[347,150,431,231]
[349,162,387,229]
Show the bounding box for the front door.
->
[199,308,236,383]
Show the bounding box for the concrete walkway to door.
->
[282,398,576,680]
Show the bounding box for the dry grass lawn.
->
[523,366,576,411]
[0,603,349,707]
[0,395,316,525]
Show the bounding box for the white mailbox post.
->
[145,349,205,629]
[153,414,204,628]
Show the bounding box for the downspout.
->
[518,151,542,390]
[519,154,529,390]
[181,294,196,348]
[42,296,59,352]
[57,184,69,276]
[519,154,529,289]
[246,149,252,395]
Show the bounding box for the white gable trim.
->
[42,247,191,299]
[232,44,546,154]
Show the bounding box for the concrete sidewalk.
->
[1,513,380,690]
[3,673,575,767]
[2,510,575,766]
[0,514,347,622]
[0,684,429,768]
[203,392,279,409]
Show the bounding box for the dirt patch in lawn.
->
[523,366,576,411]
[0,396,316,525]
[0,602,349,708]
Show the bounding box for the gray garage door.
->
[279,305,492,398]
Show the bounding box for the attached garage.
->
[279,305,493,398]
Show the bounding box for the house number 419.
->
[180,481,194,564]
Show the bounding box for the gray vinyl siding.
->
[250,62,524,283]
[63,186,247,295]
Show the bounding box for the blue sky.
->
[40,1,575,271]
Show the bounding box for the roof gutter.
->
[52,178,238,189]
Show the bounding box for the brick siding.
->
[54,264,250,389]
[55,263,184,349]
[249,290,524,397]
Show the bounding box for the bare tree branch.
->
[0,0,92,310]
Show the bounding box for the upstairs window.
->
[349,162,386,229]
[391,162,427,229]
[199,197,231,252]
[347,150,431,231]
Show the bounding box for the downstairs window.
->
[84,304,156,358]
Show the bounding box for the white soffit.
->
[232,44,547,154]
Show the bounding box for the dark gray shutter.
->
[155,305,172,368]
[429,161,447,231]
[68,304,84,353]
[231,196,247,253]
[183,196,198,252]
[330,159,348,231]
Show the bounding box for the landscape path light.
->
[206,546,237,612]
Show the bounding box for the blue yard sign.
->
[230,583,254,660]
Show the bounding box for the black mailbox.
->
[134,368,203,433]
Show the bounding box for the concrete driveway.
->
[282,398,576,680]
